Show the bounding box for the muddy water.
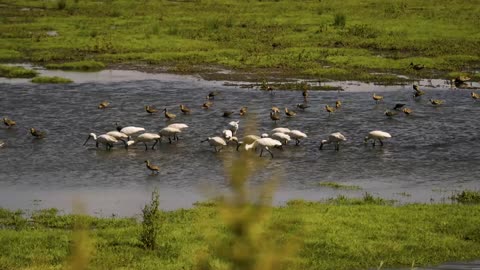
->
[0,67,479,216]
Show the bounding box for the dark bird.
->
[296,103,310,110]
[410,62,424,70]
[222,111,234,118]
[270,111,280,123]
[402,108,413,115]
[454,76,471,84]
[239,107,248,116]
[30,128,46,138]
[413,85,425,98]
[325,105,335,114]
[393,103,405,110]
[335,100,342,109]
[179,104,191,114]
[429,99,444,106]
[284,107,296,117]
[163,108,176,120]
[373,93,383,103]
[384,110,397,117]
[98,101,110,109]
[144,160,159,175]
[302,89,308,100]
[207,91,219,99]
[145,105,158,114]
[3,117,16,128]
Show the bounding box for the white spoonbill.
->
[116,125,145,139]
[159,126,181,144]
[227,120,240,135]
[287,130,307,145]
[236,135,260,151]
[106,131,129,148]
[167,123,188,140]
[83,133,118,150]
[245,138,282,158]
[271,132,291,145]
[271,127,290,134]
[201,136,227,152]
[127,133,161,150]
[319,132,346,151]
[364,130,392,146]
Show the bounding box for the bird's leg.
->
[121,139,128,149]
[152,140,158,150]
[266,147,274,158]
[372,139,376,147]
[96,142,99,148]
[295,139,300,146]
[335,142,340,151]
[144,142,148,151]
[379,139,384,146]
[214,146,217,152]
[168,137,172,144]
[260,148,264,157]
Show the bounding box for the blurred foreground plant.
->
[65,202,92,270]
[196,119,302,270]
[140,189,161,250]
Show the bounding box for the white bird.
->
[159,126,182,144]
[127,133,161,150]
[201,136,227,152]
[83,133,118,150]
[271,132,291,145]
[0,140,5,148]
[227,120,240,135]
[106,131,129,148]
[261,133,269,138]
[287,130,307,145]
[271,127,290,134]
[319,132,347,151]
[364,130,392,146]
[167,123,189,140]
[245,137,282,158]
[116,125,145,139]
[236,135,261,151]
[222,129,233,140]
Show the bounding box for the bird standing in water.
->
[180,104,191,114]
[30,128,46,139]
[3,117,16,128]
[372,93,383,103]
[163,108,176,120]
[98,101,110,109]
[144,160,159,175]
[145,105,158,114]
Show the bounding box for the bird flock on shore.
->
[1,78,479,174]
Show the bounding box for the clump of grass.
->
[327,193,395,205]
[451,190,480,204]
[0,65,38,78]
[31,76,73,83]
[45,61,106,71]
[57,0,67,10]
[140,190,161,250]
[318,182,361,190]
[332,13,346,28]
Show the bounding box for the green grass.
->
[0,0,479,82]
[0,202,479,270]
[451,190,480,204]
[0,64,37,78]
[318,181,362,190]
[31,76,73,83]
[45,60,106,71]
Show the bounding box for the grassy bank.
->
[0,199,479,270]
[31,75,73,83]
[0,0,479,82]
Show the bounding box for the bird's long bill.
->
[83,135,92,146]
[200,138,208,143]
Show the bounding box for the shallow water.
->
[0,68,479,216]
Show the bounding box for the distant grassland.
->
[1,201,480,270]
[0,0,479,81]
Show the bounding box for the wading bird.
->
[335,100,342,109]
[271,132,291,145]
[393,103,405,110]
[271,127,290,134]
[236,135,260,151]
[145,105,158,114]
[296,103,310,110]
[410,62,424,71]
[245,137,282,158]
[373,93,383,103]
[325,105,335,114]
[402,108,413,115]
[222,111,234,118]
[202,101,213,109]
[285,107,296,117]
[471,92,479,100]
[429,99,444,106]
[106,131,129,148]
[166,123,188,140]
[413,85,425,98]
[98,101,110,109]
[454,76,471,85]
[163,108,176,120]
[159,126,181,144]
[30,128,46,139]
[0,140,4,148]
[302,89,308,100]
[271,106,280,114]
[239,107,248,116]
[207,91,220,100]
[287,130,307,146]
[83,133,117,150]
[364,130,391,147]
[227,120,240,135]
[201,136,227,152]
[116,125,145,139]
[128,133,161,150]
[180,104,191,114]
[270,111,280,123]
[319,132,346,151]
[3,117,16,128]
[385,110,397,117]
[144,160,159,175]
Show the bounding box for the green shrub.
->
[451,190,480,204]
[140,190,161,250]
[333,13,346,28]
[0,65,38,78]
